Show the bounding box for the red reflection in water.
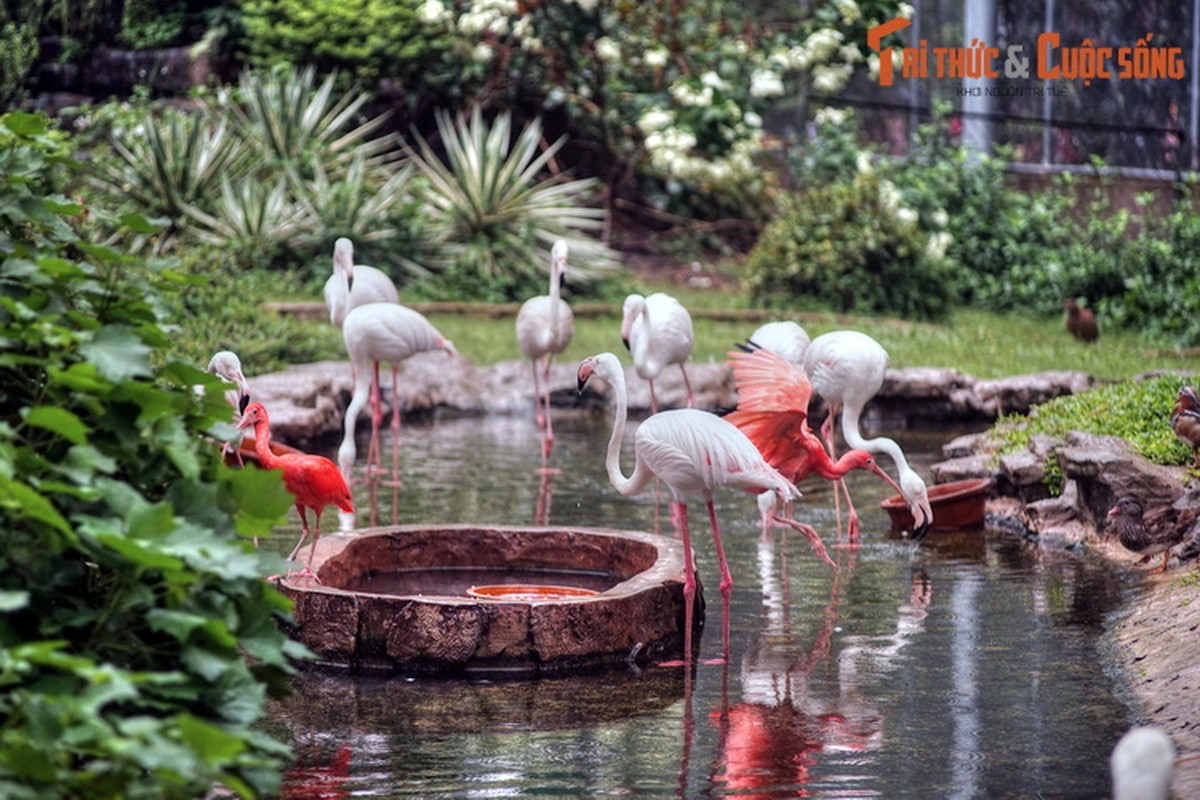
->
[283,743,352,800]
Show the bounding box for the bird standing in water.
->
[324,237,399,327]
[515,241,574,468]
[724,344,907,529]
[802,330,933,539]
[1106,496,1184,572]
[1170,386,1200,468]
[1064,298,1099,343]
[620,292,695,412]
[237,402,354,580]
[578,352,834,666]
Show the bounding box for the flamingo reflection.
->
[283,742,353,800]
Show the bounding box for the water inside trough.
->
[262,410,1137,798]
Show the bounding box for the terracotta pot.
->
[881,477,992,532]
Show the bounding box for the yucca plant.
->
[225,65,401,179]
[405,106,619,301]
[93,108,248,252]
[290,152,434,282]
[187,175,306,265]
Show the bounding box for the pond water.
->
[262,409,1136,798]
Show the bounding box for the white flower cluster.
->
[814,106,849,126]
[418,0,450,25]
[637,105,762,187]
[750,69,786,98]
[457,0,517,36]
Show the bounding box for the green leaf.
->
[24,406,91,445]
[0,477,72,535]
[175,714,246,763]
[80,326,153,382]
[3,111,46,137]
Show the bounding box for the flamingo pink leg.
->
[386,363,403,487]
[771,512,837,569]
[366,361,384,475]
[680,364,695,409]
[541,358,555,461]
[663,500,697,667]
[820,403,861,540]
[649,381,659,414]
[705,499,733,665]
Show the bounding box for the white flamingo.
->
[323,237,399,327]
[748,320,810,366]
[578,352,833,666]
[620,292,695,412]
[515,241,574,466]
[206,350,251,465]
[802,330,933,538]
[338,303,456,488]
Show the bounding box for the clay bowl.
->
[273,523,698,675]
[881,477,992,532]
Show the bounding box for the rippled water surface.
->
[263,410,1134,798]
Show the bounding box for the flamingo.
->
[206,350,251,465]
[515,240,574,466]
[802,331,933,538]
[338,302,456,483]
[620,292,695,412]
[723,344,906,534]
[1110,726,1175,800]
[323,237,400,327]
[236,402,354,581]
[577,352,833,666]
[748,321,810,366]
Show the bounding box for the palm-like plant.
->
[226,65,400,178]
[94,109,248,252]
[186,175,306,263]
[406,107,618,299]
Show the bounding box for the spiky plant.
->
[225,65,401,179]
[186,175,306,264]
[405,106,619,301]
[93,108,249,252]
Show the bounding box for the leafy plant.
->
[744,169,957,320]
[405,107,619,301]
[990,374,1194,467]
[0,111,300,799]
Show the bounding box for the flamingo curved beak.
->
[576,359,597,393]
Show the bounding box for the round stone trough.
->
[273,523,700,675]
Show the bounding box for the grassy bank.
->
[176,272,1196,382]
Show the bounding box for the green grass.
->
[175,271,1197,382]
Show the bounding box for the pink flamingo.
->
[323,237,399,327]
[748,320,810,366]
[237,402,355,581]
[724,345,906,536]
[337,302,456,484]
[515,241,574,467]
[803,330,933,538]
[620,292,695,412]
[206,350,251,465]
[578,352,833,666]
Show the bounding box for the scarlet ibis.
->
[237,402,354,580]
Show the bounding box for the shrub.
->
[0,111,300,798]
[744,169,957,320]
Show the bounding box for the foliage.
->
[0,111,301,798]
[404,107,619,302]
[238,0,458,98]
[744,165,956,321]
[990,375,1194,468]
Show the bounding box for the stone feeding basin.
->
[273,524,698,675]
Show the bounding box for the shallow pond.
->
[262,409,1135,798]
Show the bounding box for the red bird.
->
[237,402,355,580]
[724,345,905,538]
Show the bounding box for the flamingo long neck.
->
[251,419,280,470]
[602,363,652,497]
[840,403,910,474]
[548,267,562,332]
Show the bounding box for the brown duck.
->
[1171,386,1200,468]
[1064,298,1098,343]
[1106,496,1184,572]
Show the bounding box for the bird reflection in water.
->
[701,531,932,797]
[282,742,353,800]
